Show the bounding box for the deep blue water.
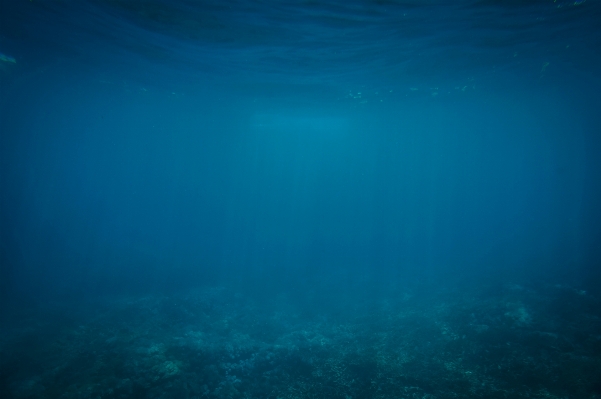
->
[2,0,600,299]
[1,1,601,398]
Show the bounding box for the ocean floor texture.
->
[1,283,600,399]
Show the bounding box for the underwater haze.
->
[1,1,601,398]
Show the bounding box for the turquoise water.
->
[1,1,600,398]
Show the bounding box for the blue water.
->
[1,1,600,398]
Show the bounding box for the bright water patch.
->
[251,112,350,136]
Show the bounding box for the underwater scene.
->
[1,1,601,398]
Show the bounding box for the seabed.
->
[1,282,600,399]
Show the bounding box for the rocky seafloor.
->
[1,282,600,399]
